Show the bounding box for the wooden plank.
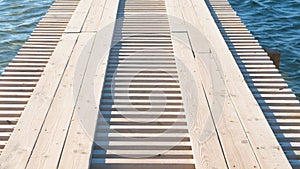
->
[65,0,93,32]
[58,1,119,168]
[166,1,228,168]
[176,1,264,168]
[82,0,107,32]
[0,0,77,160]
[90,164,194,169]
[91,158,195,164]
[191,0,291,168]
[0,33,79,169]
[163,0,186,33]
[25,33,95,169]
[171,33,229,169]
[210,1,300,168]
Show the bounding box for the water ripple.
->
[0,0,53,72]
[228,0,300,99]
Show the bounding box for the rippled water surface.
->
[228,0,300,99]
[0,0,53,72]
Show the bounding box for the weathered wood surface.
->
[88,0,195,168]
[0,0,297,168]
[0,0,79,168]
[167,0,291,168]
[206,0,299,168]
[59,0,119,168]
[189,0,291,168]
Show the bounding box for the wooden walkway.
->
[205,0,300,168]
[91,1,194,168]
[0,0,298,168]
[0,0,80,155]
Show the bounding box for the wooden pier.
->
[0,0,299,168]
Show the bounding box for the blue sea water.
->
[228,0,300,99]
[0,0,54,72]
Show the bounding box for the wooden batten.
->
[0,0,298,168]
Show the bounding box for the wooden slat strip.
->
[0,34,79,168]
[0,0,79,161]
[58,0,120,168]
[25,33,94,169]
[206,0,299,167]
[192,0,292,168]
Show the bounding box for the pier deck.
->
[0,0,299,168]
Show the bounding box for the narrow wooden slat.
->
[0,0,78,161]
[65,0,93,32]
[194,0,291,168]
[25,33,94,169]
[0,34,79,169]
[206,0,299,167]
[58,1,120,168]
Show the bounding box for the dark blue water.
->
[228,0,300,99]
[0,0,54,72]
